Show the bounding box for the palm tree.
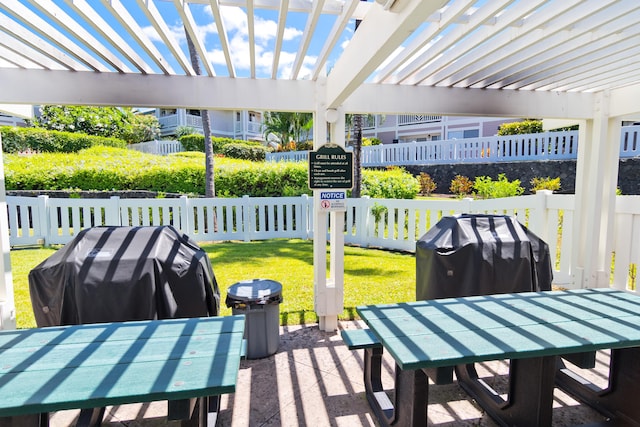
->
[185,30,215,197]
[263,112,313,149]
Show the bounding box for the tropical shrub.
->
[361,167,420,199]
[530,176,561,193]
[418,172,437,196]
[450,175,473,198]
[473,173,524,199]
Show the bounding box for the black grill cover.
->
[29,226,220,327]
[416,214,552,300]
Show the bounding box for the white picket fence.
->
[6,193,640,294]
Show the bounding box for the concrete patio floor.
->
[49,320,610,426]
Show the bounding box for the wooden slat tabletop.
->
[0,316,245,417]
[357,289,640,370]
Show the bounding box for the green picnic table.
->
[348,288,640,427]
[0,315,245,427]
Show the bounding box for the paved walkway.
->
[50,321,609,426]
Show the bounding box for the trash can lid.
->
[227,279,282,302]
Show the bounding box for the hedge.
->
[178,134,265,157]
[4,147,420,199]
[0,126,127,153]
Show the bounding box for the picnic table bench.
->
[0,315,245,427]
[343,288,640,427]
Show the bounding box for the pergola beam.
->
[325,0,448,109]
[0,68,597,120]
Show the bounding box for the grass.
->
[10,239,416,329]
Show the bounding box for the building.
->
[155,108,264,142]
[154,108,518,145]
[359,114,520,144]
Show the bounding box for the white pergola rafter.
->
[311,0,359,80]
[270,0,288,79]
[209,0,236,77]
[395,0,516,86]
[101,0,176,74]
[0,12,88,70]
[247,0,256,78]
[27,0,140,73]
[465,0,619,89]
[0,0,111,72]
[372,0,473,84]
[64,0,156,74]
[290,0,324,80]
[137,0,196,76]
[500,13,640,90]
[173,0,216,76]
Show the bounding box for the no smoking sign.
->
[319,191,346,211]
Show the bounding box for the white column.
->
[313,76,346,331]
[571,90,620,289]
[0,132,16,330]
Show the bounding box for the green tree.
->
[262,112,313,149]
[30,105,160,144]
[118,113,161,143]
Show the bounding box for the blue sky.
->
[11,0,358,79]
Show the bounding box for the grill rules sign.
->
[308,144,353,190]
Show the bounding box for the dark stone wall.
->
[404,157,640,195]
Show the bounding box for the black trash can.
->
[226,279,283,359]
[416,214,552,300]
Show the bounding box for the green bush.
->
[179,134,205,152]
[473,173,524,199]
[497,119,543,135]
[4,147,422,199]
[222,143,270,161]
[362,137,382,146]
[361,167,420,199]
[215,161,310,197]
[178,134,262,154]
[0,126,126,153]
[530,176,561,192]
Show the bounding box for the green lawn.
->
[11,239,416,329]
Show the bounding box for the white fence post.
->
[242,195,251,242]
[179,195,190,234]
[107,196,121,225]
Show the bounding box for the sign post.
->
[309,142,353,331]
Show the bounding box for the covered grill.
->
[416,214,552,301]
[29,225,220,327]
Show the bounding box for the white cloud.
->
[145,4,304,77]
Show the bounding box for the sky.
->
[1,0,358,79]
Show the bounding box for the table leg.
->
[363,347,428,427]
[456,356,556,427]
[75,407,105,427]
[556,347,640,426]
[180,396,221,427]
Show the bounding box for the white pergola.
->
[1,0,639,330]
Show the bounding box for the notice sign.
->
[308,144,353,190]
[319,191,347,211]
